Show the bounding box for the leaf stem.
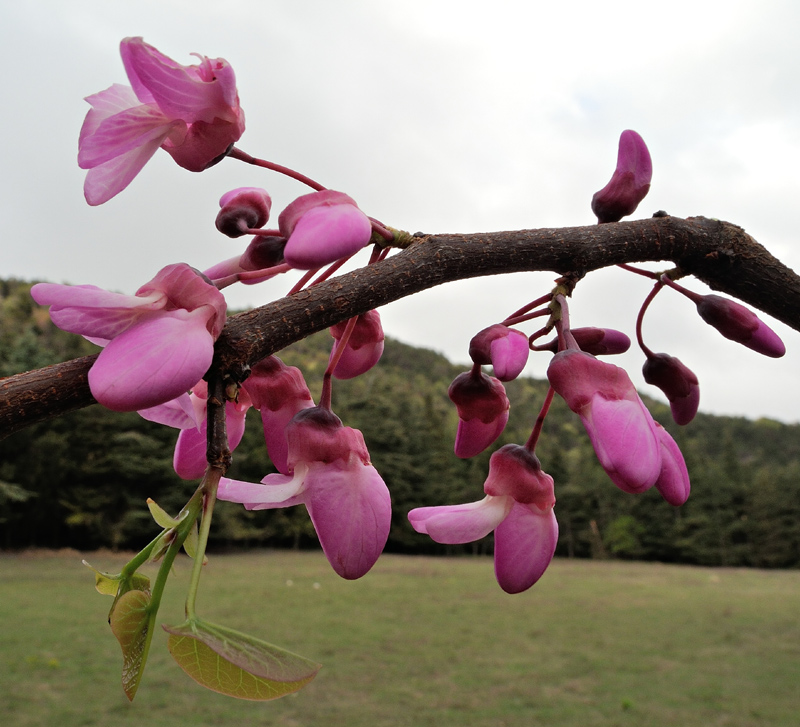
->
[184,468,221,621]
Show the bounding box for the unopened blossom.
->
[547,349,661,493]
[218,407,391,579]
[279,190,373,270]
[31,264,226,412]
[537,327,631,356]
[203,235,287,287]
[329,310,385,380]
[409,444,558,594]
[241,357,315,475]
[448,370,510,458]
[591,130,652,223]
[642,352,700,425]
[215,187,272,237]
[78,37,245,205]
[696,294,785,358]
[469,325,530,381]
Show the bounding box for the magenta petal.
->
[583,396,661,493]
[454,410,509,458]
[138,393,196,429]
[217,471,306,509]
[408,496,511,544]
[283,204,372,270]
[303,461,391,579]
[489,330,530,381]
[494,504,558,594]
[89,309,213,411]
[654,425,691,506]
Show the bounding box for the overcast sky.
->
[3,0,800,423]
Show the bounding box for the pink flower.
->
[31,264,226,412]
[448,370,510,458]
[547,349,661,493]
[329,310,385,380]
[591,130,652,223]
[78,37,245,205]
[642,352,700,425]
[409,444,558,594]
[218,407,391,579]
[279,190,373,269]
[537,327,631,355]
[241,356,315,475]
[468,325,530,381]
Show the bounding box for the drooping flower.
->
[215,187,272,237]
[695,294,785,358]
[78,37,245,205]
[591,130,652,223]
[279,190,373,269]
[329,310,385,380]
[468,325,530,381]
[218,407,391,579]
[203,235,287,287]
[241,356,315,475]
[448,370,510,458]
[409,444,558,594]
[642,352,700,425]
[547,348,661,493]
[31,264,226,412]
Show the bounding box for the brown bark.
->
[2,214,799,439]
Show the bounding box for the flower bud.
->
[215,187,272,237]
[448,371,510,458]
[469,325,529,381]
[483,444,556,510]
[642,353,700,425]
[696,295,785,358]
[591,130,652,223]
[330,310,385,379]
[538,327,631,355]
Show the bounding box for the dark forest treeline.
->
[2,278,800,567]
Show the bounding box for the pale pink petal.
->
[78,104,177,168]
[79,84,141,141]
[583,396,661,493]
[89,308,213,411]
[304,460,391,579]
[121,37,235,124]
[408,495,511,544]
[493,504,558,594]
[138,393,196,429]
[217,468,307,509]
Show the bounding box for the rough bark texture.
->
[2,215,799,439]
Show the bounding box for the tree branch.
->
[3,214,799,439]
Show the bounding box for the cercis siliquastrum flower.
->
[642,352,700,426]
[329,310,385,380]
[591,129,652,224]
[468,324,530,381]
[278,190,373,270]
[448,368,511,458]
[215,187,273,237]
[535,327,631,356]
[78,37,245,205]
[217,406,391,580]
[409,444,558,594]
[31,264,226,412]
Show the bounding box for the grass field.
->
[1,550,798,727]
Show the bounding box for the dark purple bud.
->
[240,235,286,270]
[642,353,700,425]
[448,371,510,458]
[696,295,785,358]
[215,187,272,237]
[591,130,652,223]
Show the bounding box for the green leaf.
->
[163,619,320,700]
[147,497,182,529]
[82,560,150,598]
[109,590,152,701]
[181,520,207,563]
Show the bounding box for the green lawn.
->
[1,550,798,726]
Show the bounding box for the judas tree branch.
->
[3,214,799,439]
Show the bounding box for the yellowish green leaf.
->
[163,619,320,701]
[147,498,182,529]
[83,560,149,598]
[109,590,152,701]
